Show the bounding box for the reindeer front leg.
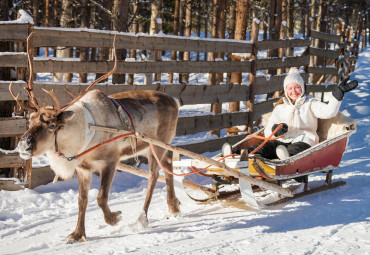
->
[97,162,122,226]
[66,168,91,244]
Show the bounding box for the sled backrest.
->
[317,112,356,142]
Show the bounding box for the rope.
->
[58,132,135,161]
[149,124,284,177]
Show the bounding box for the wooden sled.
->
[172,112,356,208]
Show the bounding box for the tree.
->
[169,0,180,83]
[79,0,89,83]
[53,0,74,82]
[182,0,192,83]
[128,0,140,85]
[209,0,227,137]
[112,0,129,84]
[229,0,249,115]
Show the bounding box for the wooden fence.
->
[0,15,360,189]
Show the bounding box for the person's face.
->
[286,82,302,102]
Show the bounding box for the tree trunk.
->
[210,0,227,137]
[128,1,140,85]
[53,0,74,82]
[226,0,236,83]
[79,0,89,83]
[195,0,202,61]
[286,0,294,58]
[148,0,162,84]
[169,0,180,83]
[229,0,249,115]
[45,0,50,57]
[182,0,192,83]
[178,0,185,83]
[95,0,113,83]
[278,0,287,75]
[112,0,129,84]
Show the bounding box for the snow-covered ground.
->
[1,44,370,254]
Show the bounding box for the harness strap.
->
[109,97,139,164]
[78,102,96,154]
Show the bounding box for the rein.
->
[55,123,283,180]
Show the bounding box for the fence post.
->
[247,19,259,134]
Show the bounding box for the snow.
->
[0,9,33,24]
[1,39,370,255]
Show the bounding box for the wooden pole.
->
[247,19,259,134]
[116,163,214,194]
[90,125,294,197]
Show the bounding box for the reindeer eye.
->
[48,123,56,130]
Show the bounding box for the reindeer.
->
[10,33,180,243]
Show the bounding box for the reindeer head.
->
[11,32,117,160]
[17,106,75,159]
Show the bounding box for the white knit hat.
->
[283,68,305,97]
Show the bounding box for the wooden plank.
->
[256,38,311,51]
[255,73,309,95]
[0,179,25,191]
[0,154,26,168]
[310,30,341,44]
[33,27,253,53]
[29,83,250,107]
[177,134,247,154]
[309,47,340,59]
[256,55,309,70]
[29,166,56,189]
[308,66,338,75]
[0,52,28,68]
[176,111,250,136]
[0,23,29,41]
[33,59,252,74]
[306,84,337,93]
[0,118,27,137]
[0,81,28,101]
[253,99,278,122]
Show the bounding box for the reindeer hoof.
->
[105,211,122,226]
[65,232,86,244]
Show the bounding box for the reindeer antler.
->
[9,82,38,113]
[61,33,118,112]
[25,31,40,112]
[9,31,40,114]
[42,88,61,113]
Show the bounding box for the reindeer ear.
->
[57,111,75,123]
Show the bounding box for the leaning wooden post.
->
[24,28,35,187]
[247,19,259,134]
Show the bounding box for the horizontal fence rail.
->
[33,27,254,53]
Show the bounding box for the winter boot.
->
[276,145,290,160]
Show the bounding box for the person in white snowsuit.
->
[248,68,358,160]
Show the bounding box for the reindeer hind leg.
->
[161,151,181,215]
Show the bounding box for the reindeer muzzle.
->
[18,135,34,160]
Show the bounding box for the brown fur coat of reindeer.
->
[11,33,180,243]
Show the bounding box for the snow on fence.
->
[0,15,360,190]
